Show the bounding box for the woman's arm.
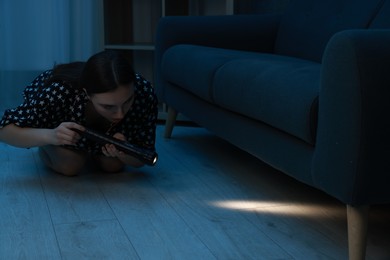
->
[0,122,85,148]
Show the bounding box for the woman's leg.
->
[38,146,86,176]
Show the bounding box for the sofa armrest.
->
[154,14,282,98]
[313,29,390,205]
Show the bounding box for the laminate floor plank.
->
[149,144,291,259]
[95,171,216,260]
[0,125,389,260]
[161,126,390,260]
[0,147,61,259]
[157,127,346,259]
[54,219,140,260]
[35,160,117,225]
[243,205,348,260]
[34,153,139,258]
[150,174,292,259]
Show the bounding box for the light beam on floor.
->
[209,200,344,217]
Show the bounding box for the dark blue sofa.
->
[155,1,390,259]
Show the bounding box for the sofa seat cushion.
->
[162,44,321,144]
[213,56,320,145]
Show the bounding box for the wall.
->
[0,0,104,112]
[234,0,291,14]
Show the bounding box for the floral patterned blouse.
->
[0,70,158,154]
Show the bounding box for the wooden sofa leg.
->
[164,107,178,138]
[347,204,369,260]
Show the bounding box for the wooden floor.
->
[1,125,389,260]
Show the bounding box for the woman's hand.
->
[0,122,85,148]
[51,122,85,146]
[101,133,144,168]
[101,132,126,158]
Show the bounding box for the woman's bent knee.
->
[39,146,86,176]
[55,163,84,176]
[94,155,125,173]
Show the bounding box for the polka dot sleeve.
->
[0,70,77,129]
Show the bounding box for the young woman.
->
[0,50,158,176]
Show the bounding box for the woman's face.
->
[88,84,135,123]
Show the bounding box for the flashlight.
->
[73,127,158,166]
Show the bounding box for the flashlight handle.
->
[73,128,158,166]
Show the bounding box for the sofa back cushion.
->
[274,0,386,62]
[369,0,390,28]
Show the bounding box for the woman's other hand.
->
[101,132,126,157]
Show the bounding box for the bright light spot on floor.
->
[209,200,343,217]
[211,200,282,210]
